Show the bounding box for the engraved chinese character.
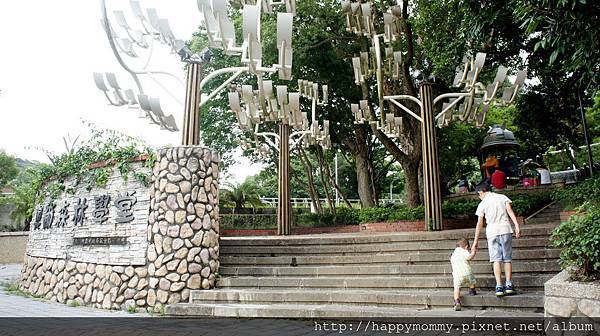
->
[72,198,88,226]
[92,194,111,224]
[42,201,56,229]
[56,201,69,228]
[114,191,137,223]
[32,206,43,230]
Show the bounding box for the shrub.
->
[334,207,360,225]
[358,207,394,223]
[388,205,424,221]
[442,200,478,219]
[551,206,600,281]
[357,205,424,223]
[296,213,335,227]
[220,214,276,230]
[510,193,553,215]
[553,176,600,210]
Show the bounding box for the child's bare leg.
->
[504,262,512,282]
[453,287,461,301]
[493,261,503,286]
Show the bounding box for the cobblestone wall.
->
[19,146,220,312]
[146,147,220,308]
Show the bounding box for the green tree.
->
[515,0,600,88]
[0,150,18,189]
[0,167,43,230]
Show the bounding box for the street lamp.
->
[342,0,526,230]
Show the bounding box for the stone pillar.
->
[147,146,219,309]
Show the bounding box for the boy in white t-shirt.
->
[450,238,477,311]
[472,183,522,297]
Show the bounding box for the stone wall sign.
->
[20,147,221,312]
[26,162,151,266]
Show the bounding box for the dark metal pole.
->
[420,83,443,231]
[277,123,292,235]
[182,63,202,145]
[578,89,594,177]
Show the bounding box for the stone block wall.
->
[0,232,28,264]
[19,146,220,312]
[545,269,600,318]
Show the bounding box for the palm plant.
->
[221,180,263,212]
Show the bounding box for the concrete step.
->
[220,249,561,266]
[217,274,554,290]
[189,288,544,310]
[166,302,545,318]
[220,226,556,248]
[221,237,552,256]
[219,260,559,277]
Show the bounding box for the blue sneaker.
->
[495,285,505,297]
[505,283,515,295]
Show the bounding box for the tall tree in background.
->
[190,0,599,208]
[0,150,18,190]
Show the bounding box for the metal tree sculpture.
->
[342,0,526,230]
[228,79,330,234]
[93,0,188,132]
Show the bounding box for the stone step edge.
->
[216,274,553,288]
[220,238,553,250]
[188,290,544,308]
[166,302,544,318]
[220,257,561,266]
[220,226,558,246]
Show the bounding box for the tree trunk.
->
[402,159,421,207]
[297,145,322,214]
[355,147,375,208]
[344,125,376,208]
[316,147,336,215]
[320,151,354,209]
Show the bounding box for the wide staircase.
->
[167,208,563,318]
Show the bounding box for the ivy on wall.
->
[0,124,156,229]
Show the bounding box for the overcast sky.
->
[0,0,261,183]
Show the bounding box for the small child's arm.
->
[467,248,476,260]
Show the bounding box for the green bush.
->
[333,207,360,225]
[358,207,394,223]
[510,193,553,215]
[357,205,424,223]
[442,200,478,218]
[220,214,276,230]
[553,176,600,210]
[296,213,335,227]
[551,206,600,281]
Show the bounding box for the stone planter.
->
[545,269,600,318]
